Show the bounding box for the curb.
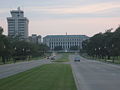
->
[71,64,81,90]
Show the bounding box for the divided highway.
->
[1,53,120,90]
[0,54,62,79]
[0,59,51,79]
[70,55,120,90]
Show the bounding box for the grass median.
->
[54,53,70,62]
[0,64,76,90]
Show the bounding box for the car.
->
[47,56,50,59]
[50,56,55,60]
[74,57,80,62]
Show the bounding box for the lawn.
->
[0,64,76,90]
[54,53,70,62]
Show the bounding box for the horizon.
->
[0,0,120,37]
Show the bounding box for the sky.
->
[0,0,120,37]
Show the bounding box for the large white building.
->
[43,35,89,51]
[7,7,29,39]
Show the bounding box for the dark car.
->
[47,56,50,59]
[74,57,80,62]
[50,56,55,60]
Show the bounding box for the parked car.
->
[74,57,80,62]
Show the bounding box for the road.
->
[0,59,51,79]
[0,54,62,79]
[70,55,120,90]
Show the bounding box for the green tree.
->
[0,27,12,64]
[54,46,63,51]
[70,46,79,50]
[82,26,120,63]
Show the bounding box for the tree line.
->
[82,26,120,63]
[54,46,79,51]
[0,27,49,64]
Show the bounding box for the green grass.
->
[0,64,77,90]
[30,56,45,60]
[54,53,70,62]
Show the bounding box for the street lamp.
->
[95,48,96,51]
[14,47,17,63]
[26,49,31,60]
[14,47,16,50]
[99,47,101,50]
[4,45,6,49]
[112,44,114,48]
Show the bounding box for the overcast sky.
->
[0,0,120,37]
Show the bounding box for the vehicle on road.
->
[46,56,50,59]
[74,57,80,62]
[50,56,55,60]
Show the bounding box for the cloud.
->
[0,8,10,14]
[29,17,120,37]
[0,2,120,15]
[24,2,120,14]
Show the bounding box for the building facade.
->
[28,34,41,44]
[7,7,29,39]
[43,35,89,51]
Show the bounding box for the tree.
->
[82,26,120,63]
[0,27,3,35]
[70,46,79,50]
[0,27,12,64]
[38,44,49,55]
[54,46,63,51]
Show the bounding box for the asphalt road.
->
[0,54,62,79]
[70,55,120,90]
[0,58,52,79]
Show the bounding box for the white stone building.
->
[43,35,89,51]
[7,7,29,39]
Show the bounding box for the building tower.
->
[7,7,29,39]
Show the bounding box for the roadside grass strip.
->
[0,64,77,90]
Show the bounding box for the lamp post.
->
[98,47,101,59]
[94,48,96,58]
[98,47,100,53]
[4,45,6,49]
[111,44,115,63]
[2,45,6,64]
[14,47,17,63]
[22,48,25,54]
[27,49,31,60]
[14,47,16,52]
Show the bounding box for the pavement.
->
[0,54,62,79]
[1,53,120,90]
[70,55,120,90]
[0,58,52,79]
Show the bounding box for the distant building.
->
[28,34,41,44]
[7,7,29,39]
[43,35,89,51]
